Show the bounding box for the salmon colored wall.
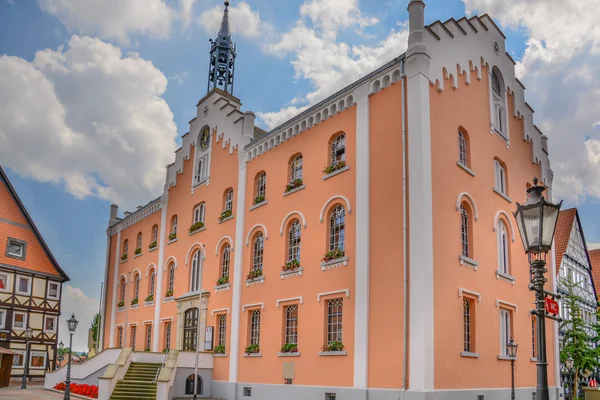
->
[430,66,555,389]
[237,106,357,386]
[367,82,406,388]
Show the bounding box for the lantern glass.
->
[59,341,64,350]
[67,313,79,333]
[541,203,560,248]
[515,200,561,254]
[565,357,574,370]
[507,339,518,359]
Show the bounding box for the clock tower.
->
[207,0,236,95]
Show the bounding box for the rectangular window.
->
[327,298,343,344]
[146,324,152,350]
[29,351,47,369]
[326,394,337,400]
[12,351,24,367]
[249,310,261,346]
[44,315,57,333]
[13,312,27,330]
[165,322,172,350]
[218,315,227,347]
[16,276,31,295]
[243,387,251,397]
[196,156,208,184]
[463,298,474,352]
[285,305,299,345]
[118,327,123,348]
[47,281,60,300]
[500,308,512,356]
[494,161,507,195]
[6,238,26,260]
[131,326,137,350]
[0,273,9,292]
[0,309,5,329]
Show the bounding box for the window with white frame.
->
[494,160,507,195]
[288,220,301,262]
[331,134,346,164]
[6,238,26,260]
[497,220,510,275]
[327,298,343,344]
[458,130,468,167]
[0,309,5,329]
[44,315,57,333]
[13,311,27,330]
[30,351,47,369]
[136,232,142,250]
[0,272,9,293]
[196,156,208,184]
[329,205,345,252]
[256,172,266,201]
[285,304,298,345]
[165,322,172,350]
[145,324,152,350]
[253,233,264,271]
[168,265,175,294]
[218,314,227,347]
[460,205,470,258]
[190,250,201,292]
[120,278,126,303]
[499,308,512,356]
[12,350,24,367]
[290,154,303,181]
[134,274,140,300]
[131,326,137,349]
[47,281,59,300]
[171,215,178,235]
[117,327,123,348]
[224,189,233,212]
[491,68,506,136]
[249,310,261,346]
[16,276,31,295]
[221,245,230,278]
[149,269,155,297]
[463,298,473,352]
[152,224,159,244]
[122,239,129,257]
[193,203,205,224]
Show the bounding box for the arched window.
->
[255,172,266,203]
[492,70,501,95]
[288,220,301,262]
[170,215,178,239]
[224,189,233,212]
[497,220,510,275]
[185,374,203,395]
[148,269,156,298]
[290,154,303,181]
[193,203,205,225]
[167,264,175,295]
[221,245,231,278]
[458,129,469,167]
[120,277,126,303]
[494,159,508,196]
[151,225,159,246]
[183,308,199,351]
[190,250,201,292]
[329,205,345,251]
[460,205,470,258]
[133,273,140,300]
[331,134,346,164]
[136,232,142,251]
[122,240,128,258]
[491,67,506,136]
[253,233,264,271]
[463,298,472,352]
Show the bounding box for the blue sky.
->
[1,0,599,350]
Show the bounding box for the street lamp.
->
[565,357,574,400]
[507,339,518,400]
[57,341,65,368]
[64,313,79,400]
[514,177,562,400]
[21,327,33,389]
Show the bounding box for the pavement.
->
[0,387,63,399]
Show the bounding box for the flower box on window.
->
[285,179,303,193]
[254,195,265,204]
[324,340,344,352]
[145,294,154,302]
[121,254,128,261]
[321,249,345,263]
[323,161,346,174]
[214,345,226,355]
[245,344,260,354]
[168,233,177,241]
[188,221,205,234]
[131,298,138,306]
[144,348,150,352]
[165,290,173,298]
[247,269,263,280]
[217,275,229,285]
[282,260,301,272]
[134,248,142,255]
[148,241,157,250]
[280,343,298,353]
[219,209,233,221]
[117,301,124,308]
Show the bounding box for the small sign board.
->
[204,326,214,351]
[545,297,559,315]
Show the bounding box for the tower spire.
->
[207,0,236,95]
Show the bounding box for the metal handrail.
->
[154,349,169,382]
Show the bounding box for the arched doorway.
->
[185,374,203,395]
[183,308,199,351]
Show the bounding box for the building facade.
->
[100,1,560,398]
[0,165,70,379]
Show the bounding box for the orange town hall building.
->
[99,1,560,398]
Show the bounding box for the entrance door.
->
[0,354,13,388]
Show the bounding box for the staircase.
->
[109,362,161,400]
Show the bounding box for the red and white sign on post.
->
[545,297,559,315]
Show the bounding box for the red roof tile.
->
[554,208,577,275]
[589,249,600,298]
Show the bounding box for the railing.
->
[155,349,169,382]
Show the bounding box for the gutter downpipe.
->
[401,59,409,393]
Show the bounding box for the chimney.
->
[109,204,119,227]
[123,211,132,218]
[406,0,431,63]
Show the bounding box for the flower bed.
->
[54,383,98,399]
[323,340,344,352]
[280,343,298,353]
[214,345,226,354]
[254,195,265,204]
[189,221,205,233]
[245,344,260,354]
[323,160,346,174]
[247,269,263,280]
[285,179,303,193]
[148,241,157,249]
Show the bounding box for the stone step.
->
[112,389,157,395]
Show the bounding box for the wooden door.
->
[0,354,13,388]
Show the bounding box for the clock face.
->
[200,129,210,150]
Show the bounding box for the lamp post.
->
[507,338,518,400]
[57,341,64,368]
[64,313,79,400]
[21,326,33,389]
[514,177,562,400]
[565,357,574,400]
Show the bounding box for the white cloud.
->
[168,71,189,85]
[197,1,273,40]
[59,285,99,352]
[0,35,177,207]
[179,0,197,29]
[300,0,378,39]
[38,0,173,44]
[463,0,600,203]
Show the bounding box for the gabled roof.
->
[554,208,577,275]
[0,165,69,282]
[590,250,600,296]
